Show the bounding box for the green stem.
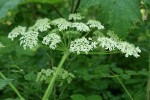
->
[0,72,25,100]
[42,52,69,100]
[111,71,134,100]
[147,53,150,100]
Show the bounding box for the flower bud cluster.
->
[36,67,75,84]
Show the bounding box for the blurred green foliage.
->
[0,0,150,100]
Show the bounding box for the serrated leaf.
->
[0,0,23,19]
[86,95,102,100]
[0,79,13,90]
[79,0,142,37]
[70,94,85,100]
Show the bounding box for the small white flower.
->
[117,41,141,58]
[71,22,90,32]
[42,33,61,49]
[69,13,84,21]
[87,20,104,30]
[97,37,117,51]
[8,26,26,41]
[20,31,39,49]
[31,18,51,32]
[0,42,4,48]
[51,18,71,31]
[69,37,97,54]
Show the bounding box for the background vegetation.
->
[0,0,150,100]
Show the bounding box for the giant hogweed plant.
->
[6,13,141,100]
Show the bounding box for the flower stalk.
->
[0,72,25,100]
[42,52,69,100]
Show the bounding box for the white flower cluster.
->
[8,18,52,49]
[69,37,97,54]
[69,13,84,21]
[51,18,71,31]
[71,22,90,32]
[50,14,104,32]
[30,18,51,32]
[87,20,104,30]
[8,14,141,58]
[0,42,4,48]
[97,36,141,58]
[117,41,141,58]
[8,26,26,41]
[20,31,39,49]
[42,33,61,49]
[97,37,117,51]
[36,68,75,84]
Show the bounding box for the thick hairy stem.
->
[147,53,150,100]
[0,72,25,100]
[42,52,69,100]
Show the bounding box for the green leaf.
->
[0,79,13,90]
[24,0,61,4]
[0,0,61,20]
[86,95,102,100]
[111,67,123,74]
[70,94,86,100]
[4,98,20,100]
[79,0,142,37]
[121,74,131,80]
[0,0,23,19]
[24,71,36,81]
[143,0,150,6]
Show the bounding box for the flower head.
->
[20,31,39,49]
[69,13,84,21]
[87,20,104,30]
[42,33,61,49]
[97,37,117,51]
[69,37,97,54]
[8,26,26,41]
[30,18,51,32]
[117,41,141,58]
[71,22,90,32]
[51,18,71,31]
